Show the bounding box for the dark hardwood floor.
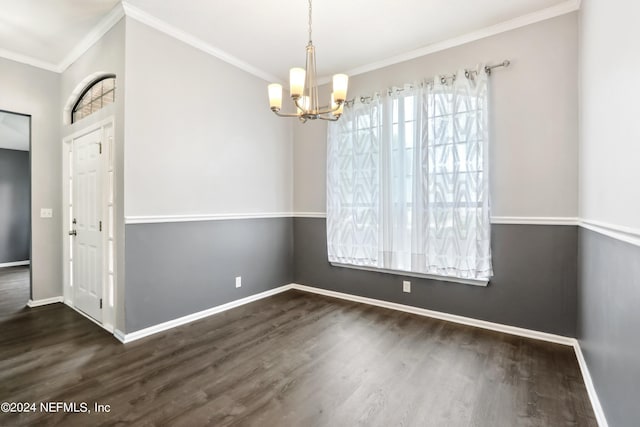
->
[0,275,596,426]
[0,266,30,319]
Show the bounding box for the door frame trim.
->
[62,116,116,333]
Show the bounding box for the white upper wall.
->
[294,13,579,219]
[124,18,293,217]
[0,57,61,299]
[579,0,640,231]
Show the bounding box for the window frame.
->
[327,81,491,286]
[71,74,116,124]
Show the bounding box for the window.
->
[327,71,492,283]
[71,75,116,123]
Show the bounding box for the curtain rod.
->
[347,59,511,106]
[484,60,511,75]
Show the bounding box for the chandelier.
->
[267,0,348,122]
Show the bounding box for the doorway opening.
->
[0,110,31,318]
[62,118,116,331]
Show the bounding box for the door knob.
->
[69,230,77,236]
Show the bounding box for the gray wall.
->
[0,149,30,263]
[125,218,293,332]
[578,229,640,427]
[0,57,61,300]
[578,1,640,425]
[295,218,577,336]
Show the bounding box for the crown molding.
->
[121,1,283,84]
[57,2,125,73]
[317,0,581,84]
[0,48,59,72]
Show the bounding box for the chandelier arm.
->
[318,114,340,122]
[272,110,302,118]
[316,102,344,115]
[293,97,306,113]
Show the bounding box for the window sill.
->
[330,263,489,287]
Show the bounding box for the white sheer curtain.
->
[327,97,383,267]
[327,67,493,281]
[382,85,424,272]
[421,70,492,279]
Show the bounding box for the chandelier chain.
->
[308,0,312,43]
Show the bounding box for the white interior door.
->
[72,128,103,322]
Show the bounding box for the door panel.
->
[72,128,103,322]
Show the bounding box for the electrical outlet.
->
[40,208,53,218]
[235,276,242,288]
[403,280,411,293]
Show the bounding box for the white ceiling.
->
[0,111,30,151]
[125,0,571,82]
[0,0,576,79]
[0,0,121,68]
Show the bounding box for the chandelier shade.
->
[267,0,348,123]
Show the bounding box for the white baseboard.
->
[289,284,575,346]
[114,285,294,343]
[0,260,30,268]
[115,281,577,346]
[113,329,127,343]
[27,296,64,307]
[573,342,609,427]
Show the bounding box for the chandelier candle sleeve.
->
[268,84,283,110]
[331,93,344,116]
[290,68,306,98]
[333,74,348,102]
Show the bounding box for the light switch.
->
[40,208,53,218]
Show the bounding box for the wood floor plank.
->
[0,271,597,426]
[0,266,30,318]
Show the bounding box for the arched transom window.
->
[71,75,116,123]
